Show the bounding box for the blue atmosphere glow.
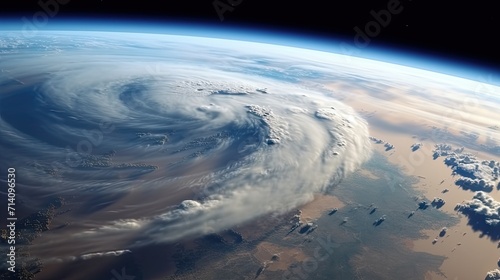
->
[0,17,498,86]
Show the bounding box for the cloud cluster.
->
[431,197,446,208]
[80,249,132,260]
[44,250,132,264]
[433,144,499,192]
[456,191,500,226]
[411,143,422,151]
[485,269,500,280]
[369,136,394,151]
[455,177,495,192]
[369,136,384,144]
[433,144,463,159]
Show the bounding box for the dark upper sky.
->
[1,0,499,74]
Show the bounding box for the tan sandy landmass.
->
[369,126,500,280]
[253,241,308,271]
[299,194,346,222]
[366,130,500,280]
[324,83,500,280]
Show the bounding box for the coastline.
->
[328,84,500,280]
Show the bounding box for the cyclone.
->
[0,31,372,255]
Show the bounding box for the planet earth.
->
[0,28,499,280]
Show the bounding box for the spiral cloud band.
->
[0,31,372,250]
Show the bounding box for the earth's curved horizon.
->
[0,28,499,280]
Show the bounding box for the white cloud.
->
[434,145,500,192]
[485,269,500,280]
[0,32,376,249]
[456,191,500,226]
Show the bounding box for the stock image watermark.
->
[281,234,338,280]
[22,0,70,37]
[65,122,115,168]
[213,0,244,21]
[110,267,136,280]
[6,168,17,273]
[382,73,498,191]
[339,0,404,60]
[33,121,115,183]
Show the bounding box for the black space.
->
[1,0,499,70]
